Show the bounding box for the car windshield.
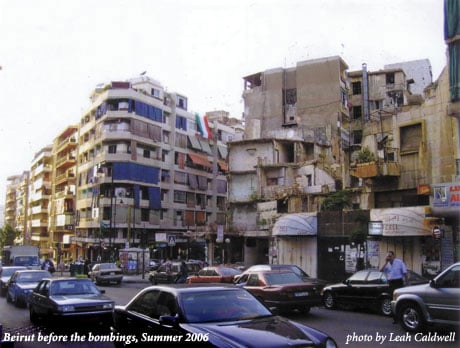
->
[265,272,303,285]
[181,289,272,323]
[100,263,117,270]
[272,265,310,278]
[14,256,40,267]
[2,268,25,277]
[50,280,100,296]
[17,271,50,282]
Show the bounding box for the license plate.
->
[295,291,309,297]
[110,272,115,275]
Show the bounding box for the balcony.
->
[350,161,400,178]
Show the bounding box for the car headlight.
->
[103,303,114,309]
[59,305,75,312]
[325,338,338,348]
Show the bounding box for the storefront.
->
[272,213,318,277]
[369,205,453,277]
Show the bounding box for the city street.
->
[0,280,458,348]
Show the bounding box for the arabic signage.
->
[370,206,432,236]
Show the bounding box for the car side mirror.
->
[429,279,438,288]
[159,314,179,326]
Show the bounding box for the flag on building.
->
[195,113,213,139]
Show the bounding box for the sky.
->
[0,0,447,206]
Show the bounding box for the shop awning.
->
[188,153,212,168]
[272,213,317,236]
[218,161,228,171]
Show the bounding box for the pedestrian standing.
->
[380,251,408,293]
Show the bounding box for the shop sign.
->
[370,206,432,236]
[433,184,460,208]
[368,221,383,236]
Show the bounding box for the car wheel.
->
[323,291,336,309]
[30,306,39,324]
[380,297,392,316]
[302,306,311,314]
[399,303,425,333]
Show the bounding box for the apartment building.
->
[228,55,459,281]
[28,145,53,256]
[5,172,29,241]
[228,56,350,275]
[48,125,78,263]
[73,76,238,265]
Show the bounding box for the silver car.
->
[391,262,460,332]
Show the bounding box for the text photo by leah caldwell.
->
[345,331,457,345]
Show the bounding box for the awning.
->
[272,213,317,236]
[218,161,228,171]
[188,135,202,150]
[188,153,212,168]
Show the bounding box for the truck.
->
[1,245,41,269]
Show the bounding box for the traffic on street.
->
[0,269,458,348]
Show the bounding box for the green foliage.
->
[356,146,376,164]
[321,190,351,211]
[0,224,20,249]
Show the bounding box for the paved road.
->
[1,279,458,348]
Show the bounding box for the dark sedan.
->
[186,266,241,284]
[6,270,52,307]
[321,269,429,316]
[234,264,329,288]
[0,266,26,296]
[148,261,201,284]
[112,284,337,347]
[29,277,114,325]
[235,270,323,313]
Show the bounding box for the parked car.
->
[112,284,338,347]
[235,270,323,313]
[0,266,27,296]
[234,264,328,288]
[29,277,114,325]
[88,263,123,285]
[148,261,201,284]
[392,262,460,332]
[149,259,160,271]
[186,266,242,284]
[6,269,52,307]
[321,269,429,316]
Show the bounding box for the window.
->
[141,209,149,222]
[108,144,117,154]
[176,95,188,110]
[352,106,362,119]
[174,190,186,203]
[129,290,161,318]
[400,123,422,152]
[386,73,395,85]
[352,81,362,95]
[151,88,160,98]
[143,149,150,158]
[352,130,362,145]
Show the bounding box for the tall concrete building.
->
[5,172,29,240]
[48,125,78,263]
[28,145,53,256]
[228,55,459,281]
[73,76,239,265]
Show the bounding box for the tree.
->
[321,190,351,211]
[0,224,20,249]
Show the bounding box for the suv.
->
[391,262,460,332]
